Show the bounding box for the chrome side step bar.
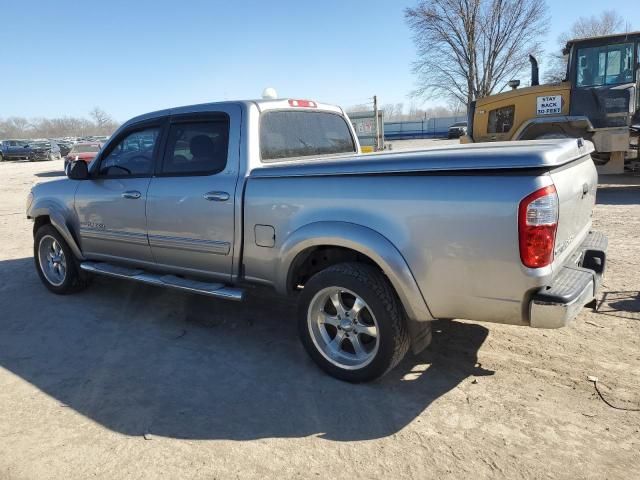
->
[80,261,244,301]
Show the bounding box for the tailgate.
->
[550,155,598,266]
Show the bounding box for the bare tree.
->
[0,111,118,139]
[89,107,112,128]
[564,10,627,41]
[545,10,631,82]
[381,103,397,118]
[0,117,33,138]
[446,97,466,115]
[345,104,371,114]
[405,0,549,106]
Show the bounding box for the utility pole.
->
[373,95,379,151]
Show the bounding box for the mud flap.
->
[408,319,433,354]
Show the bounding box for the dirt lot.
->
[0,149,639,479]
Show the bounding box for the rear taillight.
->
[518,185,558,268]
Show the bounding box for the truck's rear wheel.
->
[298,262,409,382]
[34,225,89,294]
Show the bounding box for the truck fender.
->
[275,221,434,324]
[29,201,84,261]
[514,115,594,140]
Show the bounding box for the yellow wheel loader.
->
[462,32,640,173]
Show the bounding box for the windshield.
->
[70,144,100,154]
[31,142,50,148]
[576,42,635,87]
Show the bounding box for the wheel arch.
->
[514,116,594,140]
[29,203,84,260]
[276,221,434,323]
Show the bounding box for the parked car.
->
[0,139,31,161]
[27,140,62,162]
[27,98,607,382]
[63,142,103,173]
[55,141,73,157]
[448,121,468,139]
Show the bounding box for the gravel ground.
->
[0,149,639,480]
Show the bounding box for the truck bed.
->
[244,139,598,327]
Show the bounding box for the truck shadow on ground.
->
[34,170,66,178]
[0,257,492,441]
[596,290,640,320]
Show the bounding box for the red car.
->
[64,142,103,172]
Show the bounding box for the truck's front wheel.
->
[298,262,409,382]
[34,225,89,294]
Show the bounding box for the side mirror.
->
[68,160,89,180]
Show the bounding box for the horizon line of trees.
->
[0,107,119,140]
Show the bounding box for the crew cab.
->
[0,139,31,161]
[26,98,607,382]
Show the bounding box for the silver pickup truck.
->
[26,98,607,382]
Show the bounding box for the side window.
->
[98,127,160,177]
[488,105,515,134]
[161,120,229,175]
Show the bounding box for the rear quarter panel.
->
[243,172,554,325]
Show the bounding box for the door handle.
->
[122,190,141,199]
[203,191,230,202]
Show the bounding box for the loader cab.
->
[566,32,640,128]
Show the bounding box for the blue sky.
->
[1,0,638,121]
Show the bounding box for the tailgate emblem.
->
[581,183,589,198]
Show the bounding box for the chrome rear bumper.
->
[529,231,607,329]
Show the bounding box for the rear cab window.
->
[260,110,356,162]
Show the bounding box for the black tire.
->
[34,224,90,294]
[298,262,410,382]
[0,153,4,162]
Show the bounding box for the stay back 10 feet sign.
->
[536,95,562,115]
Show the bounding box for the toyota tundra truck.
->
[26,98,607,382]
